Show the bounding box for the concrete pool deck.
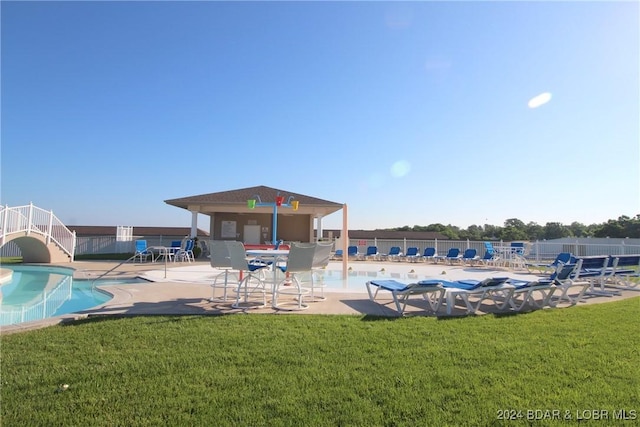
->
[2,259,638,334]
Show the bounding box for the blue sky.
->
[2,1,638,232]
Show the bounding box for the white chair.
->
[208,240,240,303]
[223,241,271,309]
[306,242,333,302]
[272,242,314,310]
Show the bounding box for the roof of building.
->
[164,185,343,215]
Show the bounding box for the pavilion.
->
[164,185,345,244]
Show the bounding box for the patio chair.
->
[460,248,479,265]
[272,242,314,310]
[421,247,437,263]
[525,252,573,274]
[434,248,461,264]
[606,254,640,290]
[306,242,333,302]
[223,241,271,309]
[174,238,195,263]
[401,247,420,263]
[477,250,499,266]
[384,246,402,261]
[168,240,182,260]
[548,260,590,307]
[363,246,380,261]
[208,240,241,302]
[331,249,343,260]
[418,277,513,315]
[573,255,617,296]
[366,279,445,316]
[347,245,360,259]
[134,240,153,263]
[505,278,557,312]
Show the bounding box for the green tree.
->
[462,224,484,241]
[501,218,528,241]
[568,221,589,237]
[526,222,544,240]
[542,222,570,239]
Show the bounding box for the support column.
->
[342,204,348,279]
[316,215,323,242]
[190,211,198,238]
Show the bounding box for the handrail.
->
[0,203,76,259]
[90,249,170,286]
[90,254,139,286]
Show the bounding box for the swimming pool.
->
[0,265,143,326]
[142,262,536,292]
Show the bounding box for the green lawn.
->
[2,298,639,426]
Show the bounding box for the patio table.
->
[245,249,290,307]
[149,246,174,263]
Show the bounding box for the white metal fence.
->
[2,231,637,262]
[346,237,640,262]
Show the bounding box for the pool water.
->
[0,265,140,326]
[312,268,425,291]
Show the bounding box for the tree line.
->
[389,215,640,241]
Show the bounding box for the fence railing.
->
[0,203,76,259]
[346,238,640,262]
[3,230,638,263]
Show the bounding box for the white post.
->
[190,211,198,238]
[342,204,348,280]
[316,215,323,242]
[27,202,34,236]
[47,209,54,245]
[1,205,8,244]
[71,231,76,261]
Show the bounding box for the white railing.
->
[346,238,640,262]
[0,203,76,259]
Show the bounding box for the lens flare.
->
[390,160,411,178]
[528,92,552,109]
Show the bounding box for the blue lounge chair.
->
[435,248,461,264]
[347,245,359,259]
[607,254,640,290]
[366,279,445,316]
[478,250,498,266]
[547,261,591,306]
[572,255,615,296]
[401,247,420,263]
[363,246,380,261]
[460,248,479,265]
[525,252,573,274]
[384,246,402,261]
[418,277,513,315]
[505,278,557,311]
[422,247,437,263]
